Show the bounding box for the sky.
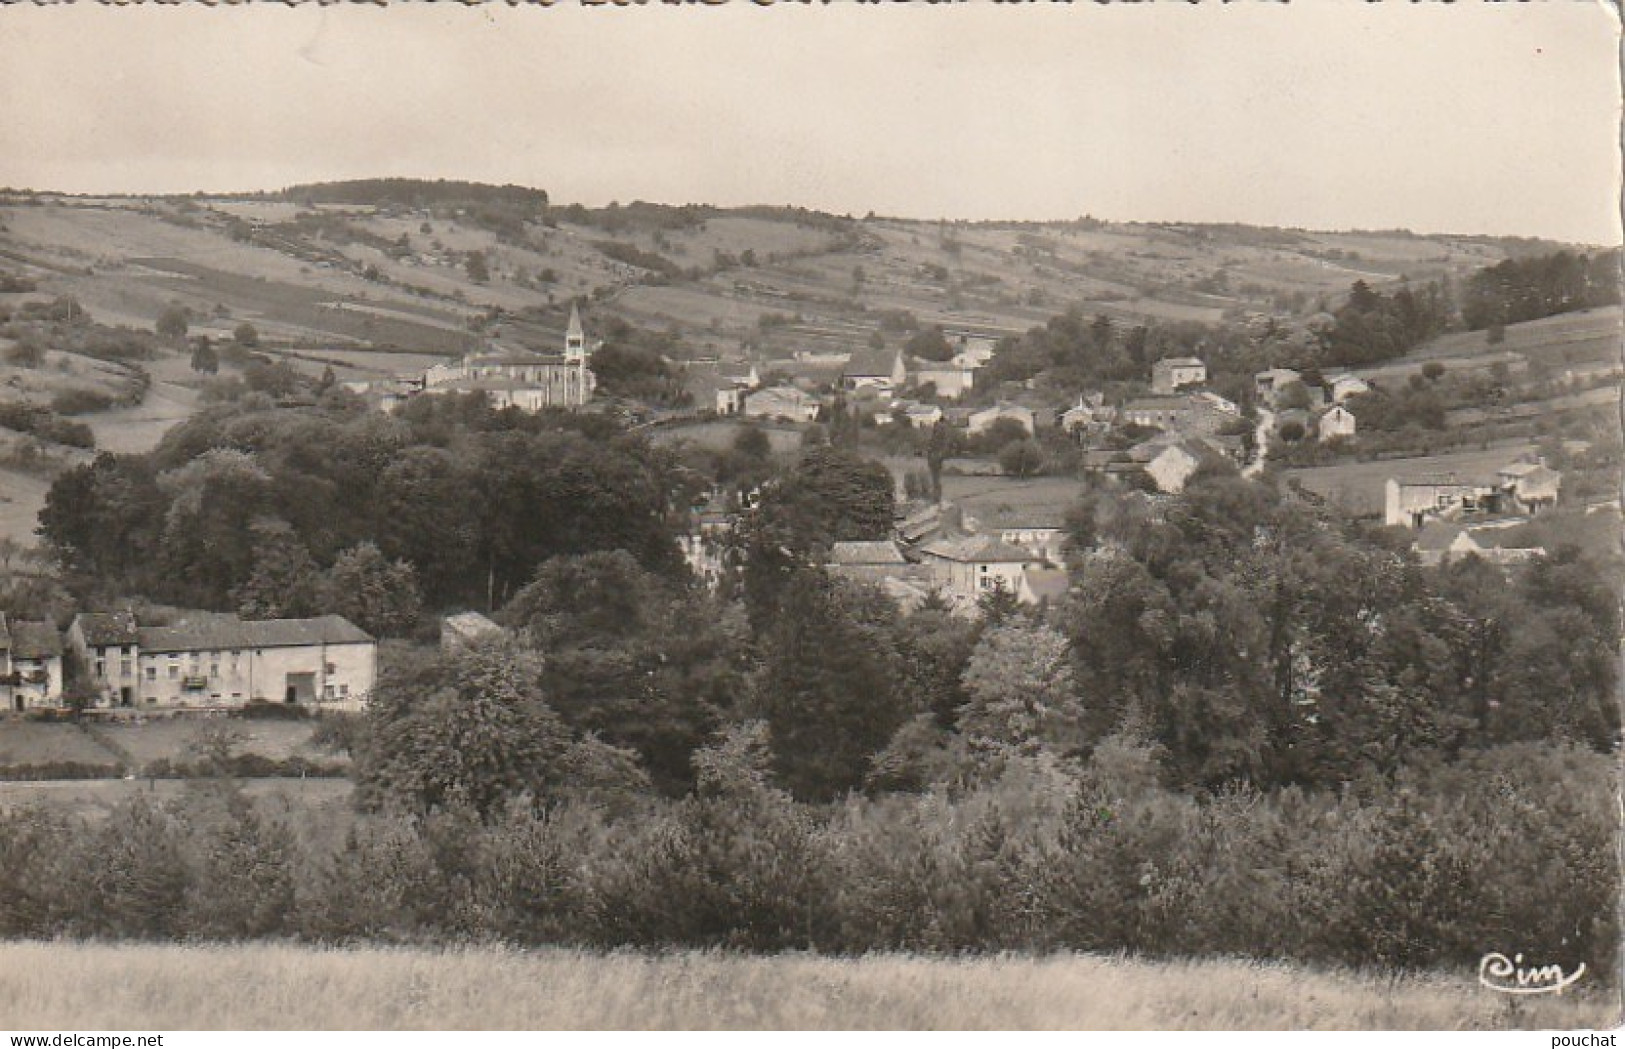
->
[1,2,1620,245]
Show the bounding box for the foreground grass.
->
[0,943,1616,1030]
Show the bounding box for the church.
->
[426,304,597,411]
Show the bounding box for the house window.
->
[120,660,132,678]
[339,684,349,698]
[168,665,178,680]
[210,663,219,678]
[324,684,335,700]
[325,662,336,675]
[95,659,105,678]
[145,667,156,682]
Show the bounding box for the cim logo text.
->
[1478,952,1586,995]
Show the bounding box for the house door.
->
[284,672,315,704]
[119,687,133,708]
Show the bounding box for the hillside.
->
[0,185,1613,550]
[0,190,1537,372]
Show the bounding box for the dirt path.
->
[84,377,200,455]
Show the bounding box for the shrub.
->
[50,389,114,415]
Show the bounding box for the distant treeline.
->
[273,179,549,212]
[1460,249,1620,331]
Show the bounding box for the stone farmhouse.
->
[1151,356,1207,394]
[1413,518,1545,567]
[916,535,1039,609]
[1254,368,1301,406]
[68,612,376,711]
[744,385,823,423]
[841,347,908,396]
[1121,392,1238,438]
[1318,404,1357,442]
[0,615,64,711]
[1383,461,1562,529]
[967,402,1036,437]
[911,359,976,400]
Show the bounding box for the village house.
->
[680,503,738,590]
[917,535,1039,608]
[342,377,420,413]
[874,400,944,429]
[1151,356,1207,394]
[743,385,822,423]
[0,615,64,711]
[1318,404,1357,442]
[1325,373,1371,403]
[1122,393,1237,437]
[1254,368,1302,406]
[711,363,760,416]
[1412,518,1545,567]
[1496,462,1562,513]
[67,612,376,710]
[841,346,908,396]
[1060,392,1114,435]
[910,359,975,400]
[958,506,1067,564]
[1383,461,1561,529]
[967,402,1036,437]
[1144,441,1212,494]
[946,331,1000,367]
[825,540,917,586]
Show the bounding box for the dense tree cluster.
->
[38,396,684,614]
[1459,249,1620,330]
[1316,279,1452,367]
[0,736,1612,978]
[587,318,689,406]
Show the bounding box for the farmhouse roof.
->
[1157,356,1205,369]
[828,540,910,567]
[138,614,373,654]
[1125,396,1191,412]
[1414,520,1468,554]
[969,401,1034,420]
[964,504,1068,530]
[918,536,1037,565]
[8,620,61,659]
[73,611,140,647]
[844,346,902,378]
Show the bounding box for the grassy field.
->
[0,716,344,776]
[0,776,352,823]
[0,943,1611,1030]
[1283,441,1538,518]
[647,418,805,454]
